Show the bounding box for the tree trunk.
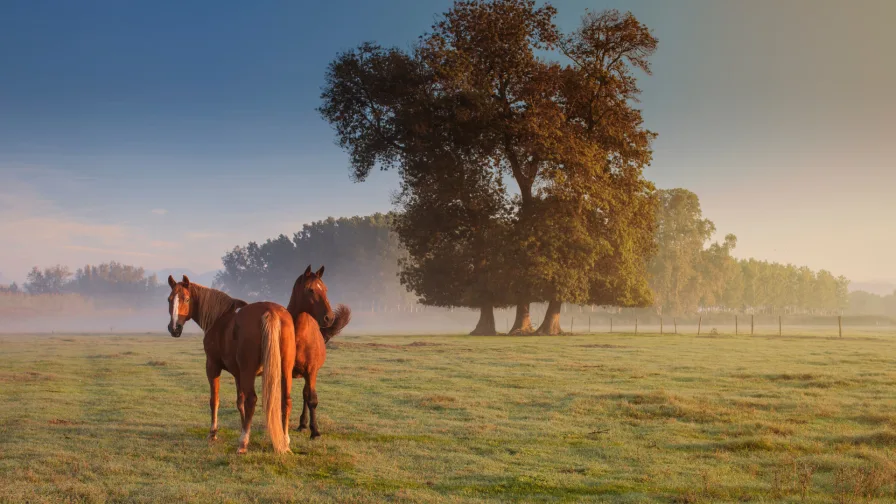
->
[535,299,563,335]
[508,301,534,335]
[469,303,497,336]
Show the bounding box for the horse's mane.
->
[322,304,351,343]
[188,283,245,332]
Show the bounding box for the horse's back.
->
[235,302,292,326]
[232,302,295,368]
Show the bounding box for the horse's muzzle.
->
[168,322,183,338]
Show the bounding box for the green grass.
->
[2,332,896,503]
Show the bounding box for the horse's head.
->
[166,274,193,337]
[290,265,335,328]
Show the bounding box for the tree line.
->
[846,291,896,318]
[212,188,852,325]
[1,263,164,307]
[0,189,869,322]
[649,189,849,316]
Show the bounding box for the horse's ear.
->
[168,275,176,289]
[304,265,312,277]
[315,265,325,279]
[182,275,191,288]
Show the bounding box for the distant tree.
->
[847,290,896,316]
[24,265,72,295]
[215,243,269,300]
[648,189,715,316]
[215,214,411,309]
[0,282,20,294]
[293,214,410,308]
[699,234,740,312]
[69,262,155,297]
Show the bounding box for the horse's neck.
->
[287,296,311,318]
[190,285,235,333]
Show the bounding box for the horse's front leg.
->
[297,400,310,432]
[206,359,223,441]
[293,370,309,432]
[304,373,321,439]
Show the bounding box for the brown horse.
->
[167,275,296,454]
[286,265,351,438]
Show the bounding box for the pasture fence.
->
[560,312,894,338]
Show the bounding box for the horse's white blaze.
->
[171,296,179,326]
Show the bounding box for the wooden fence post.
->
[610,317,613,333]
[570,317,574,334]
[660,318,663,335]
[751,315,754,336]
[635,318,638,334]
[735,315,738,336]
[838,315,843,338]
[674,318,677,334]
[778,315,782,337]
[588,316,591,334]
[698,316,702,336]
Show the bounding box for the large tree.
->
[418,2,658,334]
[319,1,660,334]
[395,155,514,334]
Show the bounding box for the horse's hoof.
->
[310,432,321,440]
[237,447,248,455]
[207,432,218,441]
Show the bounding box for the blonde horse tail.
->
[261,310,289,454]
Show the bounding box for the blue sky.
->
[1,0,894,284]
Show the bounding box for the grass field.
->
[2,331,896,503]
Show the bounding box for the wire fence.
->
[543,314,896,338]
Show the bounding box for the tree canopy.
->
[319,0,660,334]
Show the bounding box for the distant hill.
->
[151,269,220,287]
[849,281,896,296]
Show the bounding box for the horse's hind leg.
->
[234,375,245,426]
[237,370,258,454]
[206,359,223,441]
[281,366,294,445]
[304,373,321,439]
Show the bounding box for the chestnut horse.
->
[286,265,351,438]
[167,275,296,454]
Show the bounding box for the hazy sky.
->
[1,0,894,284]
